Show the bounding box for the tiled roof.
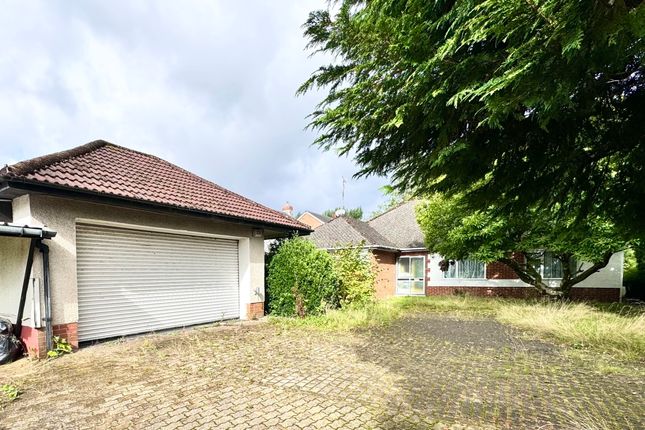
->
[0,140,310,231]
[307,216,397,249]
[368,200,425,248]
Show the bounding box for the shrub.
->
[267,237,339,317]
[332,245,376,307]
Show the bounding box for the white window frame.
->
[442,258,487,280]
[396,255,426,296]
[532,252,566,280]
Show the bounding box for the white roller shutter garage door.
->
[76,223,240,342]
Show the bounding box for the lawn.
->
[271,295,645,361]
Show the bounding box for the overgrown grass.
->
[270,295,645,360]
[496,301,645,361]
[270,299,404,331]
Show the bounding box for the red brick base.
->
[570,288,620,302]
[425,286,620,302]
[20,326,46,358]
[426,286,538,299]
[247,302,264,320]
[53,323,79,349]
[19,322,79,359]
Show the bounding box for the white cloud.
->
[0,1,389,217]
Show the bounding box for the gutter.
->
[3,223,57,352]
[0,222,57,239]
[323,244,401,252]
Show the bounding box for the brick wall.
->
[19,322,78,358]
[425,286,620,302]
[486,253,523,279]
[426,286,538,299]
[247,302,264,320]
[570,288,620,302]
[20,325,46,358]
[372,250,397,298]
[53,322,79,349]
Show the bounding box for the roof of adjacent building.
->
[307,216,397,249]
[367,200,425,248]
[307,200,425,251]
[0,140,310,231]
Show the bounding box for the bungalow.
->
[308,201,624,301]
[0,140,309,357]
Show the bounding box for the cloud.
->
[0,1,389,217]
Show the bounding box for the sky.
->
[0,1,390,218]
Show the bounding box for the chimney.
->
[282,201,294,217]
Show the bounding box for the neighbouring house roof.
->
[368,200,425,249]
[307,216,397,250]
[0,140,310,232]
[308,200,426,252]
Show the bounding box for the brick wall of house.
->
[425,286,620,302]
[426,286,538,299]
[486,253,523,279]
[372,250,397,298]
[570,288,620,302]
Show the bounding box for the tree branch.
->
[570,252,614,285]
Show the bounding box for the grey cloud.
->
[0,1,389,217]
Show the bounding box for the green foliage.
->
[624,244,645,299]
[266,237,339,317]
[332,245,376,307]
[323,207,363,220]
[300,0,645,240]
[416,191,632,297]
[1,384,19,402]
[47,336,73,359]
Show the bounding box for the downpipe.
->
[38,241,53,352]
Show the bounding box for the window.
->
[443,258,485,279]
[531,252,574,279]
[396,256,425,295]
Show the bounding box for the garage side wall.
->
[26,194,266,339]
[0,237,32,323]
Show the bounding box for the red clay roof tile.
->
[1,140,309,231]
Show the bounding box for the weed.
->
[1,384,20,402]
[47,336,73,359]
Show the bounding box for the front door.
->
[396,256,425,296]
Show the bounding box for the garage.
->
[1,141,310,356]
[76,223,240,342]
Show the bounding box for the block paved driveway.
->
[1,314,643,430]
